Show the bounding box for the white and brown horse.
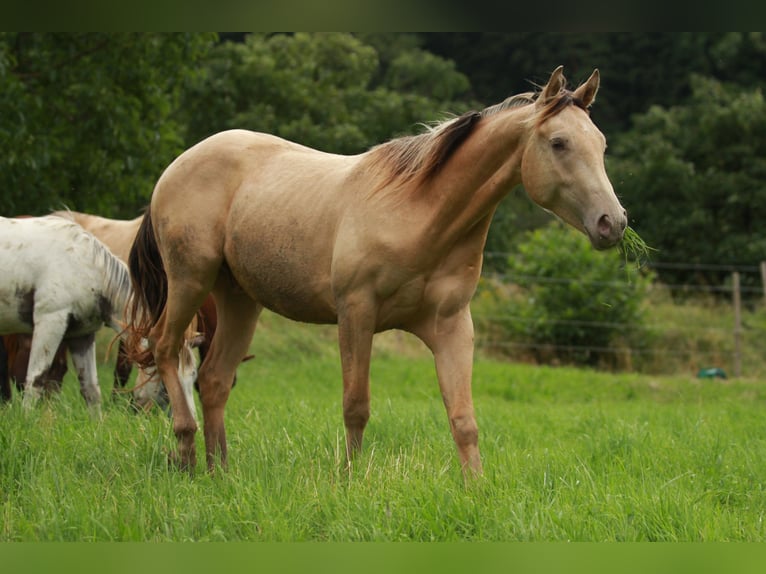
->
[50,210,229,409]
[0,215,133,415]
[127,67,627,476]
[0,215,201,417]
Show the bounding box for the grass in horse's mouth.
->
[619,226,654,266]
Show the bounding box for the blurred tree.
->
[0,33,215,218]
[609,73,766,286]
[180,33,475,154]
[422,33,718,135]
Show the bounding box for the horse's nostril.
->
[598,214,612,237]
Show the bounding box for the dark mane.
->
[365,89,585,190]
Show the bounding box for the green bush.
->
[475,222,653,368]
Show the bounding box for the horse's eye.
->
[551,137,567,151]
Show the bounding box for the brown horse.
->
[0,334,68,402]
[127,67,627,477]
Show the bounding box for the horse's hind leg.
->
[151,281,212,472]
[198,284,261,471]
[66,334,102,417]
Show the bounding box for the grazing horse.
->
[0,337,7,401]
[127,67,627,477]
[0,215,201,417]
[0,334,68,402]
[0,215,134,414]
[50,210,234,405]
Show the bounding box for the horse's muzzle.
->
[593,210,627,250]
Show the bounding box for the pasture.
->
[2,311,766,542]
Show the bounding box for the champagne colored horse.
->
[127,67,627,477]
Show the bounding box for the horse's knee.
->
[172,415,198,438]
[343,395,370,430]
[450,413,479,448]
[197,366,232,409]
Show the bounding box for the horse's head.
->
[521,66,627,250]
[132,334,203,415]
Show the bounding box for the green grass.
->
[2,312,766,541]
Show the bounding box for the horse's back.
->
[54,211,142,262]
[152,129,347,212]
[149,130,357,321]
[0,216,118,334]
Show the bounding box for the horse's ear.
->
[537,65,566,107]
[573,69,600,108]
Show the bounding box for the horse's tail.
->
[126,208,167,369]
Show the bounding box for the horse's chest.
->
[64,296,110,336]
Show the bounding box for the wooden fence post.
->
[733,271,742,378]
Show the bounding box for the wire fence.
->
[475,255,766,377]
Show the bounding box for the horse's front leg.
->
[23,312,70,409]
[337,296,376,464]
[412,306,483,479]
[66,334,102,417]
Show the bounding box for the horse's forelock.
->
[535,90,590,126]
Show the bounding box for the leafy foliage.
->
[0,33,215,218]
[180,33,475,154]
[609,74,766,285]
[480,222,653,366]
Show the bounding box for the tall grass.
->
[2,312,766,541]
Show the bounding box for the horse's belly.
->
[229,255,337,324]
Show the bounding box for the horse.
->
[0,214,69,403]
[50,210,237,404]
[0,337,8,401]
[0,215,135,414]
[0,333,68,401]
[0,215,201,417]
[126,66,627,477]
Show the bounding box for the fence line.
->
[485,270,766,296]
[484,252,764,274]
[476,258,766,375]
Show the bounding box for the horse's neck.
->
[421,109,530,244]
[99,257,134,333]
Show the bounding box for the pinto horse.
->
[50,210,235,406]
[0,215,135,414]
[0,215,201,416]
[127,67,627,477]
